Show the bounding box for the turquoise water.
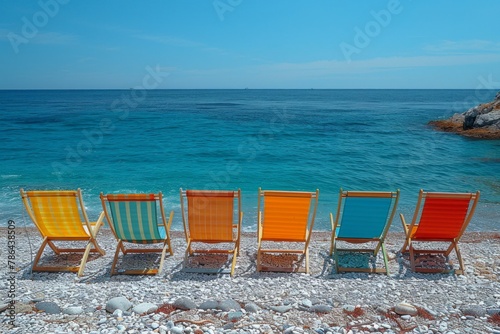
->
[1,89,499,231]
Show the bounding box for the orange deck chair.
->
[20,189,106,277]
[180,188,242,276]
[400,190,480,274]
[100,193,174,275]
[257,188,319,273]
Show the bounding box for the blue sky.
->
[1,0,500,89]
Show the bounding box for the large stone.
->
[430,91,500,138]
[173,297,196,310]
[487,308,500,316]
[218,299,241,312]
[63,306,84,315]
[228,311,243,322]
[463,107,479,130]
[474,110,500,128]
[0,303,9,313]
[245,302,261,313]
[310,304,333,313]
[450,113,465,123]
[30,292,45,303]
[133,302,158,315]
[343,304,356,312]
[35,301,61,314]
[394,302,418,316]
[171,327,183,334]
[461,305,486,317]
[269,305,292,313]
[15,302,32,314]
[106,296,132,313]
[199,300,219,310]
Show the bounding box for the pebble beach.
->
[1,228,500,334]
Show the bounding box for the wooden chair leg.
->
[157,241,169,274]
[91,239,106,256]
[305,248,310,274]
[32,237,49,272]
[230,246,238,276]
[47,240,60,255]
[110,241,123,276]
[256,248,262,272]
[333,244,340,274]
[167,238,173,256]
[400,238,410,254]
[409,245,417,273]
[381,242,389,275]
[329,232,335,256]
[183,247,191,272]
[77,241,93,277]
[444,242,455,257]
[454,243,465,275]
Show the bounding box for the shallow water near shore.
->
[1,89,499,231]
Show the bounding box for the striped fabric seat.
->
[27,190,89,238]
[400,190,480,275]
[330,190,400,275]
[180,189,242,276]
[100,192,174,275]
[20,189,106,277]
[106,194,164,243]
[257,188,319,274]
[186,190,236,242]
[261,191,312,242]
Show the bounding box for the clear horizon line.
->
[0,88,497,91]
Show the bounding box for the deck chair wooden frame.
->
[329,189,400,275]
[257,188,319,274]
[400,190,480,275]
[180,188,242,276]
[20,189,106,277]
[100,192,173,275]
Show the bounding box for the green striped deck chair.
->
[20,188,106,277]
[330,189,400,275]
[100,193,174,275]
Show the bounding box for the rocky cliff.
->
[429,91,500,139]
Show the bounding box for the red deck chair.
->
[400,190,480,274]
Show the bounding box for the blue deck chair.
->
[329,189,399,275]
[100,193,173,275]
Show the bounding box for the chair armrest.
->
[329,212,335,231]
[89,211,105,236]
[399,213,409,235]
[257,211,262,236]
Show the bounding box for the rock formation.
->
[429,91,500,139]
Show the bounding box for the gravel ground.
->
[1,227,500,334]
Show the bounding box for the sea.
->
[1,89,499,232]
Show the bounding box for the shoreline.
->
[1,228,499,333]
[429,119,500,140]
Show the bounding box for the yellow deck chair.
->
[100,193,173,275]
[400,190,480,275]
[180,188,242,276]
[330,189,400,275]
[20,189,106,277]
[257,188,319,273]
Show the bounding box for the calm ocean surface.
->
[1,89,499,231]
